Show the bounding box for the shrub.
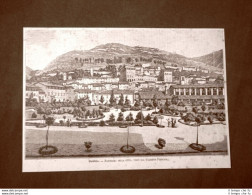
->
[201,105,207,111]
[217,112,225,121]
[31,112,37,118]
[145,114,152,121]
[37,107,44,114]
[130,106,141,111]
[207,116,213,124]
[159,108,164,114]
[117,112,124,121]
[217,103,225,109]
[57,110,62,114]
[99,120,105,126]
[109,113,115,122]
[178,102,185,107]
[192,107,198,114]
[45,109,52,115]
[183,113,195,122]
[121,108,126,112]
[99,105,104,109]
[59,120,64,126]
[153,116,159,124]
[81,106,86,112]
[126,112,134,121]
[196,114,206,124]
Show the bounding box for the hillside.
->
[43,43,224,72]
[26,66,33,79]
[191,50,224,69]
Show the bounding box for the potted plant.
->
[84,141,92,152]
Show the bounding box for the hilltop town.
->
[26,43,225,108]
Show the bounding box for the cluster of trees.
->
[139,57,153,63]
[37,106,52,115]
[107,92,131,107]
[26,93,39,107]
[99,65,118,77]
[182,111,225,124]
[108,111,158,125]
[74,57,105,64]
[73,108,104,119]
[153,60,166,65]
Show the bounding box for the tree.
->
[37,107,44,114]
[159,108,164,114]
[109,113,115,122]
[136,111,144,120]
[45,117,55,149]
[153,116,159,124]
[117,112,124,121]
[118,93,124,106]
[201,105,206,112]
[192,107,198,114]
[81,106,86,112]
[85,110,91,118]
[126,112,134,121]
[92,109,96,118]
[171,95,178,105]
[43,114,46,124]
[109,90,116,106]
[63,116,66,124]
[31,112,37,118]
[217,112,225,121]
[165,98,170,107]
[207,115,213,124]
[134,100,140,107]
[99,120,105,126]
[100,95,105,104]
[124,96,130,106]
[178,101,185,107]
[183,113,195,122]
[59,120,64,126]
[152,95,158,113]
[194,116,204,145]
[45,109,52,115]
[145,113,152,121]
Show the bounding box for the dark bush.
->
[121,108,126,112]
[31,112,37,118]
[217,112,225,121]
[207,116,213,124]
[99,120,105,126]
[183,113,195,122]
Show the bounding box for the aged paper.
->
[23,28,230,172]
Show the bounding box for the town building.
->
[125,66,136,82]
[118,82,130,90]
[34,82,75,102]
[169,84,225,104]
[164,71,173,82]
[78,76,119,84]
[26,84,46,102]
[180,76,192,85]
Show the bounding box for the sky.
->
[24,28,225,70]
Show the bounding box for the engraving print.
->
[23,28,230,171]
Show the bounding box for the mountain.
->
[43,43,223,72]
[191,50,224,69]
